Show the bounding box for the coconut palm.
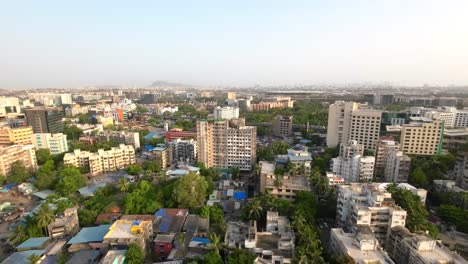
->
[28,253,41,264]
[248,199,263,221]
[209,233,223,253]
[35,203,55,236]
[9,224,27,246]
[118,177,130,192]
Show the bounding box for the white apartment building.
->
[168,138,197,164]
[331,141,374,182]
[0,96,21,116]
[63,144,136,175]
[374,139,400,178]
[326,101,381,151]
[330,227,395,264]
[213,106,239,120]
[0,145,37,176]
[336,183,407,246]
[384,150,411,183]
[425,110,455,127]
[32,133,69,154]
[400,118,444,155]
[65,105,89,117]
[197,118,256,171]
[454,110,468,127]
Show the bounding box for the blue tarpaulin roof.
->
[67,225,111,244]
[143,145,155,151]
[192,238,211,244]
[233,191,247,200]
[16,237,50,250]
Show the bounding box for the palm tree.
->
[118,177,130,192]
[178,233,187,256]
[248,199,263,221]
[9,224,27,246]
[35,203,55,236]
[209,233,223,253]
[28,253,41,264]
[274,174,282,188]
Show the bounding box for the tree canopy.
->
[173,172,208,208]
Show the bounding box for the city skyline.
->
[1,0,468,88]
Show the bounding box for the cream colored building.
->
[32,133,69,154]
[0,126,33,146]
[64,144,135,175]
[197,118,256,171]
[374,138,400,178]
[326,101,381,150]
[384,150,411,183]
[400,118,444,155]
[0,145,37,176]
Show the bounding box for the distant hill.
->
[150,80,192,87]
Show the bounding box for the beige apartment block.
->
[0,145,37,176]
[64,144,135,175]
[0,126,33,146]
[400,118,444,155]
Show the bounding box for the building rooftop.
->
[16,237,50,251]
[154,233,176,243]
[104,220,150,239]
[154,208,189,233]
[67,225,111,244]
[100,250,126,264]
[2,250,45,264]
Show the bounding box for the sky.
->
[1,0,468,88]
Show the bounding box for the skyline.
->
[1,0,468,88]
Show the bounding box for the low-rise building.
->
[387,226,468,264]
[438,231,468,260]
[330,227,395,264]
[63,144,136,175]
[47,207,79,239]
[94,131,140,149]
[32,133,69,154]
[168,138,197,164]
[103,219,153,250]
[259,161,310,201]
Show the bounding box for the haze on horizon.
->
[1,0,468,89]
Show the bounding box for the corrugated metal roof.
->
[16,237,50,250]
[67,225,111,244]
[2,250,45,264]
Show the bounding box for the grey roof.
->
[32,190,56,200]
[67,225,111,244]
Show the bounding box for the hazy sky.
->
[1,0,468,88]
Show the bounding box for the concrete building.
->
[95,131,140,149]
[250,97,294,111]
[454,152,468,190]
[326,101,381,150]
[103,219,153,251]
[454,110,468,127]
[330,227,395,264]
[197,118,256,171]
[259,161,310,201]
[226,92,237,100]
[433,180,468,209]
[213,106,239,120]
[168,138,197,164]
[336,183,407,246]
[285,148,312,175]
[387,226,468,264]
[443,128,468,150]
[273,115,293,137]
[24,107,63,134]
[438,231,468,261]
[0,145,37,176]
[65,105,88,117]
[340,140,364,158]
[47,207,79,239]
[32,133,69,154]
[0,126,33,146]
[384,150,411,183]
[0,96,21,117]
[332,141,375,182]
[152,146,171,169]
[374,138,400,178]
[400,118,444,155]
[63,144,136,175]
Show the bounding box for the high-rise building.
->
[24,107,63,133]
[454,110,468,127]
[327,101,382,150]
[168,138,197,164]
[0,126,33,146]
[0,96,21,117]
[0,145,37,176]
[384,150,411,183]
[213,106,239,120]
[226,92,237,100]
[32,133,69,154]
[63,144,135,175]
[336,183,407,246]
[273,115,293,137]
[197,118,256,171]
[400,118,444,155]
[59,94,73,105]
[374,138,401,178]
[454,152,468,190]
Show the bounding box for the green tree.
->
[28,253,41,264]
[409,167,428,188]
[9,160,30,184]
[56,166,86,196]
[117,177,130,192]
[135,105,148,114]
[126,243,145,264]
[271,141,289,155]
[36,149,52,165]
[227,249,256,264]
[63,125,83,140]
[35,203,55,236]
[143,160,161,173]
[203,251,223,264]
[124,180,163,214]
[78,208,97,227]
[173,172,208,208]
[9,224,27,246]
[126,164,143,175]
[231,167,240,180]
[247,199,263,221]
[0,174,6,185]
[437,204,468,233]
